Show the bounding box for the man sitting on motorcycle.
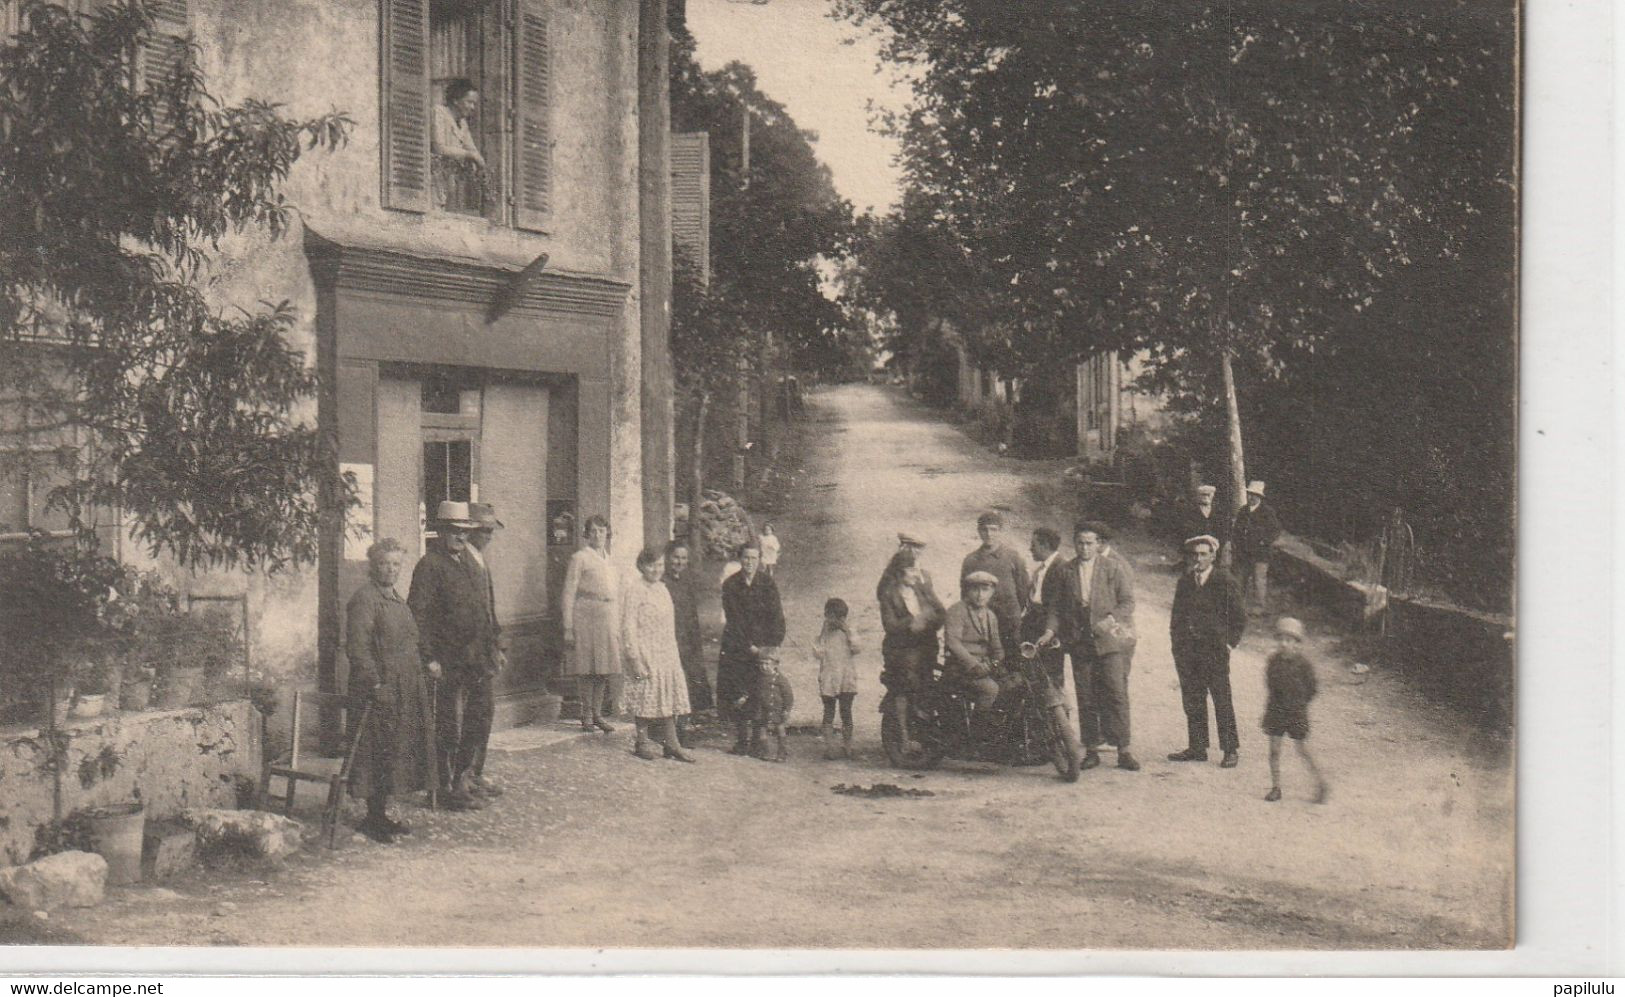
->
[944,570,1006,747]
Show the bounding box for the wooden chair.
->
[258,690,371,849]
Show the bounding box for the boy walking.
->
[1263,617,1328,803]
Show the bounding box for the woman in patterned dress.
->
[620,546,695,762]
[561,515,620,732]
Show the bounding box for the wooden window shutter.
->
[381,0,431,213]
[139,0,188,88]
[512,0,552,231]
[670,132,711,286]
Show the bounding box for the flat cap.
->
[963,570,1000,587]
[1183,534,1221,551]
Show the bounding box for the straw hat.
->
[433,500,479,529]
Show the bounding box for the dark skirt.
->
[880,637,938,694]
[350,675,435,800]
[680,650,715,712]
[716,649,757,722]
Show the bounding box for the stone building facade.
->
[4,0,662,721]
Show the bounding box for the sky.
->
[685,0,912,216]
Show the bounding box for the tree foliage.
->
[840,0,1515,605]
[666,20,864,507]
[841,0,1511,370]
[0,0,353,572]
[669,23,860,381]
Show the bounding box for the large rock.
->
[694,490,753,561]
[0,851,108,910]
[142,820,198,880]
[178,809,304,860]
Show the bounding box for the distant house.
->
[951,331,1013,408]
[1075,351,1170,460]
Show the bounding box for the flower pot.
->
[81,801,146,885]
[70,692,107,719]
[120,679,153,712]
[155,665,204,708]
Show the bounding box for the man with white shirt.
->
[1169,534,1248,767]
[1020,527,1067,687]
[1040,521,1139,771]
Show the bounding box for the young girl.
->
[620,546,695,762]
[759,523,781,578]
[813,598,860,759]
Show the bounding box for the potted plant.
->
[69,646,119,719]
[0,534,125,728]
[119,662,155,711]
[106,570,182,710]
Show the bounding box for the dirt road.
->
[23,384,1512,950]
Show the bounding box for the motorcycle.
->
[878,639,1082,782]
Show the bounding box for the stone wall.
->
[1270,536,1389,629]
[1386,596,1515,730]
[0,702,261,867]
[1265,538,1513,730]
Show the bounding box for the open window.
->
[429,0,491,216]
[382,0,551,229]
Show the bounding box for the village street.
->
[24,385,1512,951]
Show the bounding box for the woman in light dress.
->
[620,547,695,762]
[759,523,781,577]
[560,515,619,732]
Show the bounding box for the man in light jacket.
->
[1039,520,1139,772]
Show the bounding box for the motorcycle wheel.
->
[881,708,944,770]
[1047,703,1081,782]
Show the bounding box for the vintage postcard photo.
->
[0,0,1519,958]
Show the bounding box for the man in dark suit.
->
[462,502,509,799]
[1231,480,1283,614]
[1168,534,1248,767]
[1039,520,1139,772]
[1020,527,1067,688]
[408,500,501,811]
[719,542,785,754]
[664,539,711,747]
[1174,484,1228,559]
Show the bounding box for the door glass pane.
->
[423,440,473,513]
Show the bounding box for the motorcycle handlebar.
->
[1018,637,1061,659]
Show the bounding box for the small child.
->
[1263,617,1328,803]
[813,598,860,760]
[751,648,794,762]
[759,523,781,578]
